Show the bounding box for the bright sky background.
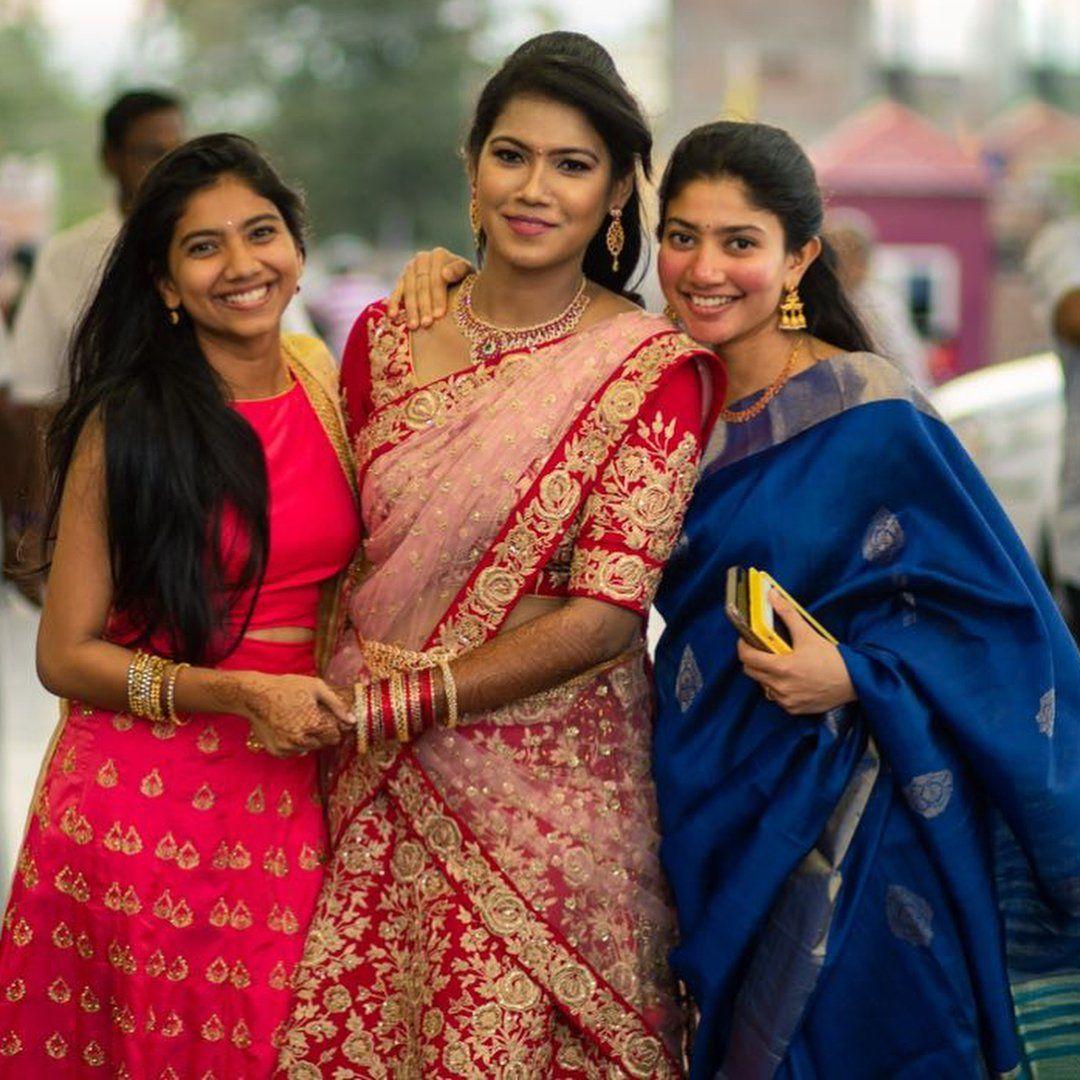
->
[34,0,1080,97]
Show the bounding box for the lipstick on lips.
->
[504,214,554,237]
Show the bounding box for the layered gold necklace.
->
[719,335,805,423]
[452,273,591,363]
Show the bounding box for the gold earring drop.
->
[168,308,180,326]
[778,285,806,331]
[663,303,683,329]
[606,208,625,272]
[469,195,482,247]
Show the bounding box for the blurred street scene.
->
[0,0,1077,892]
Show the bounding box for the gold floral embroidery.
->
[44,1032,67,1059]
[365,308,412,408]
[354,308,548,478]
[433,334,699,651]
[192,783,215,811]
[196,724,220,754]
[95,759,118,787]
[53,865,90,903]
[570,550,662,610]
[16,850,37,890]
[582,418,699,561]
[59,806,93,845]
[140,768,164,797]
[0,1031,23,1057]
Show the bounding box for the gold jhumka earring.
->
[167,307,180,326]
[469,195,482,248]
[778,285,806,331]
[606,207,624,272]
[663,303,683,329]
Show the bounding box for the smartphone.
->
[724,566,771,651]
[726,565,837,655]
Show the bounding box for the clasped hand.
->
[737,590,857,715]
[236,672,353,757]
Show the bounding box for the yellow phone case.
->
[747,567,837,655]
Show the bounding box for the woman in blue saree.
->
[651,121,1080,1079]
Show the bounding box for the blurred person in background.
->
[827,208,932,391]
[1027,214,1080,638]
[3,90,185,601]
[304,236,388,360]
[10,90,186,407]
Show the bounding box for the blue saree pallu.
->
[652,354,1080,1080]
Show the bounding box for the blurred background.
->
[0,0,1077,893]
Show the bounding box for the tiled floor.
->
[0,587,58,905]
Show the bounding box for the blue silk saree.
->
[653,353,1080,1079]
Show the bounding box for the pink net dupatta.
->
[284,312,706,1077]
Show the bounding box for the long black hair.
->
[46,133,307,663]
[658,121,875,353]
[466,31,652,300]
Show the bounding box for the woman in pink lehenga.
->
[277,35,724,1079]
[0,135,358,1077]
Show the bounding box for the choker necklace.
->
[719,336,804,423]
[453,273,590,362]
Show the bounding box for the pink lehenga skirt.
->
[0,638,328,1079]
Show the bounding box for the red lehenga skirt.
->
[0,638,328,1078]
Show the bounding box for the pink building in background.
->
[812,100,992,377]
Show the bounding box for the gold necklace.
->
[719,336,804,424]
[452,273,591,362]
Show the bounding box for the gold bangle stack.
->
[126,650,189,725]
[437,658,458,729]
[166,662,190,725]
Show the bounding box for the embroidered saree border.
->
[386,753,682,1079]
[354,312,554,486]
[426,330,709,652]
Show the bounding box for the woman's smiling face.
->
[158,174,303,343]
[658,175,800,348]
[472,93,629,273]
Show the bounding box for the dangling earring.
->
[469,194,482,248]
[663,303,683,329]
[167,307,180,326]
[778,284,806,331]
[606,208,624,272]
